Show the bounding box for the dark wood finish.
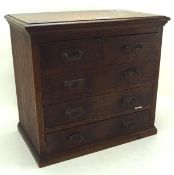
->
[42,63,156,104]
[5,10,169,32]
[18,122,157,167]
[40,38,102,72]
[5,10,170,167]
[45,110,151,154]
[44,85,153,128]
[40,33,157,73]
[7,10,166,24]
[104,33,159,65]
[10,26,43,155]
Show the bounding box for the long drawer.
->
[45,110,151,154]
[44,85,153,128]
[42,62,156,104]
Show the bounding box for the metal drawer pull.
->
[66,133,84,144]
[122,44,143,54]
[122,45,129,53]
[65,106,85,119]
[123,68,139,79]
[64,78,84,89]
[122,120,136,130]
[123,96,137,107]
[132,44,143,54]
[61,50,84,61]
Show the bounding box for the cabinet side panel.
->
[10,26,41,154]
[150,26,164,126]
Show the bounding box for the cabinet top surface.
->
[5,10,168,26]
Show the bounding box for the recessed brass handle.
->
[123,68,139,79]
[65,106,85,119]
[122,45,130,53]
[122,44,143,54]
[122,96,137,107]
[61,50,84,61]
[66,133,84,144]
[121,120,136,131]
[64,78,84,89]
[132,44,143,54]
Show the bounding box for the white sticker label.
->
[134,106,142,110]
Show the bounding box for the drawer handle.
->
[61,50,84,61]
[122,44,143,54]
[122,96,137,107]
[123,68,139,78]
[66,133,84,144]
[65,106,85,119]
[122,45,129,53]
[64,78,84,89]
[132,44,143,54]
[121,120,136,130]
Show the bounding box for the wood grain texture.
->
[150,27,164,127]
[10,26,42,155]
[44,85,153,128]
[42,62,156,104]
[40,38,102,72]
[7,10,164,24]
[40,33,158,74]
[5,10,169,33]
[5,10,169,29]
[45,110,151,154]
[18,121,157,168]
[6,10,170,167]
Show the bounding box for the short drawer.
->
[44,85,153,128]
[104,33,158,64]
[45,110,151,154]
[40,38,102,72]
[42,62,156,104]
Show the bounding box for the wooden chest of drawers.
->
[5,10,170,167]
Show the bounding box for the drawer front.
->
[40,38,102,72]
[104,33,158,64]
[42,63,155,104]
[45,110,151,154]
[44,85,153,128]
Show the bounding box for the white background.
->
[0,0,173,174]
